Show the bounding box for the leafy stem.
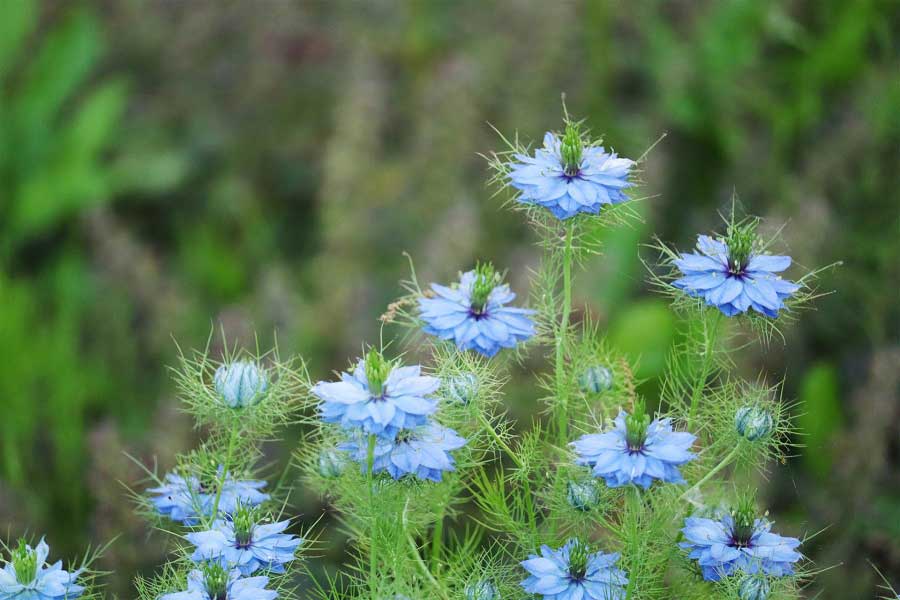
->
[556,221,575,446]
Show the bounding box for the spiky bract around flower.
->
[680,512,802,582]
[159,565,276,600]
[186,513,302,576]
[464,580,498,600]
[214,361,268,408]
[520,539,628,600]
[0,539,84,600]
[147,470,269,525]
[673,229,800,317]
[418,266,535,357]
[339,422,466,482]
[507,125,635,220]
[313,351,439,440]
[571,408,695,489]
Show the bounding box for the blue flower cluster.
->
[315,349,467,481]
[419,265,535,357]
[187,517,302,576]
[520,539,628,600]
[148,469,269,524]
[160,564,276,600]
[0,540,83,600]
[571,408,696,489]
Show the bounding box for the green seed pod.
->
[579,365,613,394]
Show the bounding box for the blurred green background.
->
[0,1,897,597]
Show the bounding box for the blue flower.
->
[680,511,802,582]
[187,510,301,576]
[148,470,269,524]
[418,264,536,358]
[0,539,84,600]
[673,231,800,318]
[508,123,634,220]
[339,422,466,482]
[215,361,268,408]
[571,406,695,489]
[160,564,276,600]
[520,539,627,600]
[314,350,439,440]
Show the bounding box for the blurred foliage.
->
[0,1,897,598]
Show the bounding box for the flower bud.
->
[318,448,347,478]
[735,405,774,442]
[446,372,479,405]
[465,580,498,600]
[738,573,770,600]
[214,361,268,408]
[566,479,601,512]
[578,365,613,394]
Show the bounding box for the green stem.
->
[430,505,445,573]
[556,222,575,446]
[679,445,740,501]
[366,434,377,595]
[403,500,450,600]
[208,420,239,526]
[476,411,524,469]
[688,312,721,428]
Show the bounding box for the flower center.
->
[11,540,37,583]
[624,401,651,453]
[729,500,757,548]
[395,429,415,444]
[560,121,584,177]
[724,219,759,276]
[231,503,257,549]
[567,539,590,581]
[201,562,229,600]
[470,262,500,315]
[365,349,393,398]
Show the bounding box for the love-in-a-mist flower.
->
[160,562,276,600]
[680,499,802,581]
[339,422,466,482]
[571,402,696,489]
[314,349,439,440]
[521,539,628,600]
[215,361,268,408]
[507,121,634,220]
[187,505,302,576]
[673,220,800,318]
[148,469,269,524]
[418,263,536,358]
[0,539,83,600]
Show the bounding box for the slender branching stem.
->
[208,420,239,526]
[688,311,722,428]
[403,500,450,600]
[556,221,575,446]
[430,503,444,573]
[366,433,377,596]
[679,445,740,501]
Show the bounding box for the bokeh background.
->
[0,1,897,597]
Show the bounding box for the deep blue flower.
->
[572,406,695,489]
[520,539,627,600]
[187,511,301,576]
[0,539,83,600]
[418,264,535,358]
[339,422,466,482]
[148,469,269,524]
[215,361,268,408]
[673,232,800,318]
[680,511,802,582]
[508,124,634,220]
[160,564,276,600]
[314,350,439,440]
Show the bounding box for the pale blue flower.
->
[571,409,695,489]
[314,351,439,440]
[148,470,269,524]
[160,566,276,600]
[187,516,301,576]
[520,539,627,600]
[419,266,535,358]
[0,539,83,600]
[215,361,269,408]
[508,127,634,220]
[340,422,466,482]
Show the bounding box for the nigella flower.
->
[160,563,276,600]
[507,121,634,220]
[520,539,627,600]
[680,502,802,582]
[148,469,269,524]
[672,220,800,318]
[571,403,695,489]
[314,349,439,440]
[0,539,83,600]
[339,422,466,482]
[418,263,535,358]
[187,506,302,576]
[215,361,268,408]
